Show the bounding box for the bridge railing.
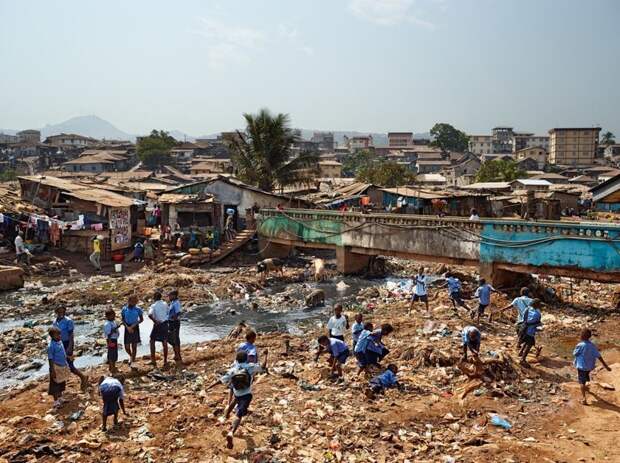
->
[259,208,620,238]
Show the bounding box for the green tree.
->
[341,150,374,177]
[429,123,470,152]
[137,130,177,168]
[356,160,416,187]
[601,131,616,145]
[228,109,318,192]
[475,159,526,182]
[0,169,17,182]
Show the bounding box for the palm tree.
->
[601,131,616,146]
[227,109,319,192]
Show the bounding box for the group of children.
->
[47,289,184,429]
[45,271,615,444]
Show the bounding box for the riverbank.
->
[2,265,620,462]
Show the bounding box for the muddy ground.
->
[1,252,620,462]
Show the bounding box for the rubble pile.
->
[0,326,47,373]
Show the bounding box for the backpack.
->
[230,366,251,390]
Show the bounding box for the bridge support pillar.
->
[479,262,526,287]
[337,247,371,274]
[258,238,292,259]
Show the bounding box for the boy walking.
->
[327,304,349,341]
[518,301,542,367]
[98,375,127,431]
[315,335,350,378]
[206,350,269,449]
[148,291,169,368]
[167,290,183,364]
[409,267,429,314]
[442,272,471,313]
[103,309,120,374]
[473,278,495,323]
[497,287,533,349]
[48,327,71,408]
[573,328,612,405]
[121,296,143,367]
[53,307,88,390]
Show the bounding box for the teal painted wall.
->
[258,214,343,246]
[479,222,620,272]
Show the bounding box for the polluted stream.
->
[0,275,418,389]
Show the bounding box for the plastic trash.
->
[490,414,512,430]
[336,281,350,292]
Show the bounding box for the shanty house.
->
[591,173,620,212]
[18,175,142,256]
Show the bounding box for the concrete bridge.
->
[257,208,620,284]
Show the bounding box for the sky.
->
[1,0,619,137]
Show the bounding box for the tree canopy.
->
[228,109,318,192]
[475,159,526,183]
[601,131,616,145]
[356,159,416,187]
[429,123,470,152]
[341,150,374,178]
[137,130,177,168]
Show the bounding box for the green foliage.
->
[341,150,374,177]
[228,108,318,192]
[0,169,17,182]
[429,123,469,152]
[601,131,616,145]
[137,130,177,168]
[356,160,416,187]
[475,159,526,182]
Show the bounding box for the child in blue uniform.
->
[316,335,350,378]
[573,328,611,405]
[368,364,399,396]
[53,306,88,390]
[103,308,120,374]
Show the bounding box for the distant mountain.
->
[40,115,134,141]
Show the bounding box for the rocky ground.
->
[2,257,620,462]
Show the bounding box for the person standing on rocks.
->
[438,272,472,314]
[167,290,183,364]
[53,307,88,390]
[518,301,542,367]
[327,304,349,341]
[121,295,144,367]
[409,267,430,315]
[14,231,30,265]
[148,291,169,368]
[47,326,70,408]
[90,235,102,271]
[103,308,120,374]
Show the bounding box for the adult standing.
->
[90,235,102,271]
[167,290,183,364]
[14,231,30,265]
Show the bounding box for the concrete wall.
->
[258,209,620,281]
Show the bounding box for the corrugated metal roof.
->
[158,193,215,204]
[462,182,512,190]
[381,187,447,199]
[64,189,136,207]
[512,179,552,186]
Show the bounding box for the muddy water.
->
[0,276,415,389]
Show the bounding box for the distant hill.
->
[40,115,134,141]
[3,115,430,146]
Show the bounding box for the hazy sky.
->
[1,0,619,136]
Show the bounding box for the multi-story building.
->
[344,135,373,151]
[515,147,547,170]
[512,133,549,153]
[491,127,515,153]
[311,132,335,151]
[45,133,98,148]
[548,127,601,166]
[387,132,413,148]
[0,133,19,144]
[468,135,492,155]
[17,130,41,144]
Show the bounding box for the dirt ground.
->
[2,251,620,462]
